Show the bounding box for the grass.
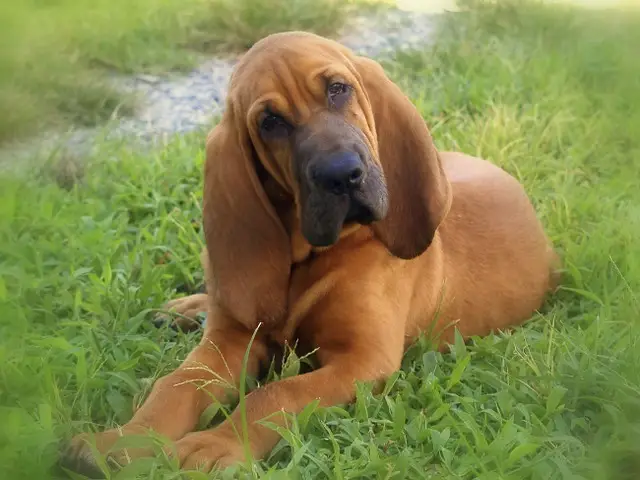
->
[1,0,640,478]
[0,0,381,147]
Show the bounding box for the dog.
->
[62,31,559,476]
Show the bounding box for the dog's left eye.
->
[328,82,351,109]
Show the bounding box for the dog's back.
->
[406,152,559,346]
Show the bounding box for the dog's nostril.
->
[348,167,364,185]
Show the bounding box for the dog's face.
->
[263,91,388,247]
[204,31,452,327]
[231,37,389,247]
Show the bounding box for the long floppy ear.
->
[202,107,291,330]
[353,56,452,260]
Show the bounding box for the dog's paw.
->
[171,429,246,472]
[153,294,209,332]
[59,438,109,479]
[60,427,153,478]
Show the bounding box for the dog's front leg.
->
[173,305,406,471]
[62,312,268,477]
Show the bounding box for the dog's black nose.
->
[310,152,365,195]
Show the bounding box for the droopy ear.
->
[202,107,291,330]
[353,56,452,260]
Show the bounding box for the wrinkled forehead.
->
[228,33,359,122]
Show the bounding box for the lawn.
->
[1,1,640,479]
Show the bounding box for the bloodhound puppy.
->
[63,31,559,475]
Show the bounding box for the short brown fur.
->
[63,32,559,475]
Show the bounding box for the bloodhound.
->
[62,31,560,475]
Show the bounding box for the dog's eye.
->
[328,83,348,96]
[261,114,283,131]
[260,113,290,138]
[327,82,351,109]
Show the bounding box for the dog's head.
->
[204,32,452,327]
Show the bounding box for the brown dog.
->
[63,31,559,475]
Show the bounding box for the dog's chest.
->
[264,254,337,348]
[268,218,376,347]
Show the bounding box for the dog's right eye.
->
[327,82,352,109]
[260,114,290,138]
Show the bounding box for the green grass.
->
[0,0,378,146]
[2,0,640,478]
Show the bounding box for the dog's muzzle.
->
[299,150,386,247]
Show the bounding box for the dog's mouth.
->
[301,181,387,248]
[303,198,372,247]
[344,195,376,226]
